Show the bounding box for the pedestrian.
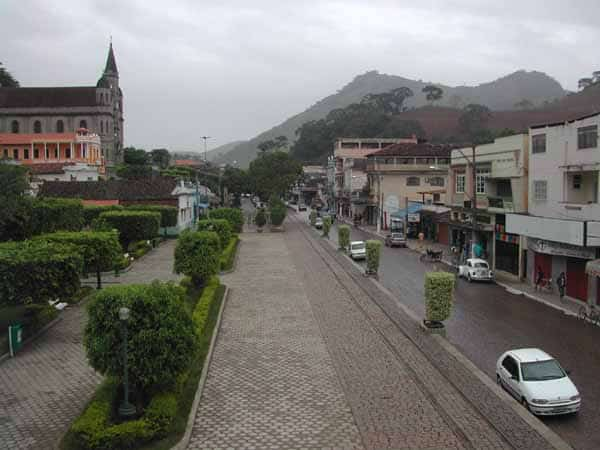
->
[557,272,566,301]
[535,266,544,291]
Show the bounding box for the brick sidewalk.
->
[188,233,363,449]
[0,240,180,450]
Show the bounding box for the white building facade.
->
[507,112,600,303]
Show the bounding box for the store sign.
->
[528,238,595,259]
[408,213,420,223]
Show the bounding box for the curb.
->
[0,315,64,365]
[171,286,229,450]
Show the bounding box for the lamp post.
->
[118,307,136,418]
[201,136,211,162]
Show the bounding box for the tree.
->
[248,151,302,200]
[174,230,220,286]
[514,99,534,110]
[458,104,493,145]
[123,147,149,165]
[422,85,443,105]
[118,147,152,179]
[150,148,170,169]
[0,62,19,87]
[268,195,287,227]
[361,87,414,115]
[257,135,289,153]
[222,167,250,197]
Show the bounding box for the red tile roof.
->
[366,143,456,158]
[28,162,75,175]
[174,159,205,167]
[0,133,77,144]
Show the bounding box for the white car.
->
[496,348,580,416]
[349,241,366,260]
[315,217,323,229]
[458,258,493,282]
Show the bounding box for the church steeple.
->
[104,41,118,75]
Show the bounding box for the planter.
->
[257,228,264,233]
[420,320,446,336]
[270,225,285,232]
[364,269,379,280]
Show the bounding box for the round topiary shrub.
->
[197,219,232,250]
[208,208,244,233]
[268,196,287,227]
[424,272,455,324]
[338,225,350,251]
[322,216,332,238]
[366,240,382,275]
[174,230,220,286]
[255,208,266,229]
[84,281,196,395]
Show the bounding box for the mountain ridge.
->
[216,70,567,167]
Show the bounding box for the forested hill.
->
[216,70,566,167]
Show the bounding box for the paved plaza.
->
[0,240,179,450]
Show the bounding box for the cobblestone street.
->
[0,240,179,450]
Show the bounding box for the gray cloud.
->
[2,0,599,151]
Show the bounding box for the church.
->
[0,43,124,171]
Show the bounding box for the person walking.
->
[535,266,544,292]
[557,272,566,302]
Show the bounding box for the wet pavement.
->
[303,212,600,450]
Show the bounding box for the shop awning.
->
[586,259,600,278]
[390,202,423,219]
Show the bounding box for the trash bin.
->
[9,323,23,357]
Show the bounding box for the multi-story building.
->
[365,142,452,236]
[333,137,418,220]
[507,112,600,303]
[0,128,105,192]
[448,134,529,277]
[0,43,124,172]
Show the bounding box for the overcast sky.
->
[2,0,599,152]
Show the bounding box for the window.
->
[3,149,7,158]
[54,148,59,158]
[532,134,546,154]
[428,176,445,187]
[65,147,71,159]
[455,173,465,193]
[13,149,19,159]
[573,174,582,189]
[578,125,598,150]
[433,193,441,202]
[11,120,19,133]
[406,176,420,186]
[534,180,547,201]
[502,356,519,380]
[23,148,29,160]
[33,120,42,133]
[56,120,64,133]
[476,168,490,194]
[100,121,104,133]
[79,119,87,129]
[496,180,512,197]
[34,148,39,159]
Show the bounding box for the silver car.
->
[349,241,366,260]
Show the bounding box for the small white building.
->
[507,112,600,303]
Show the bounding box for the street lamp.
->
[118,307,136,418]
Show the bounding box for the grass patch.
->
[220,236,239,272]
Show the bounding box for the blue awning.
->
[390,202,423,219]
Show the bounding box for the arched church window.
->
[79,120,88,129]
[34,120,42,133]
[11,120,19,133]
[56,120,64,133]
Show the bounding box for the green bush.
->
[31,198,84,235]
[35,231,121,288]
[220,235,239,271]
[0,196,33,241]
[322,216,332,238]
[338,225,350,251]
[309,210,317,226]
[197,219,232,250]
[424,272,455,323]
[174,230,220,287]
[99,211,160,249]
[126,205,178,228]
[208,208,244,233]
[83,205,124,227]
[24,303,59,330]
[84,281,196,395]
[0,240,82,306]
[268,196,287,226]
[366,240,382,275]
[255,208,266,228]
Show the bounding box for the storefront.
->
[527,238,596,302]
[419,206,450,245]
[449,208,494,261]
[494,222,520,276]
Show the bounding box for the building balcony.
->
[366,161,449,173]
[487,196,515,213]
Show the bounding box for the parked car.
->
[496,348,580,416]
[315,217,323,229]
[458,258,493,282]
[349,241,366,260]
[298,204,307,211]
[384,232,407,247]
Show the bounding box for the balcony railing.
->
[487,196,514,212]
[367,161,449,172]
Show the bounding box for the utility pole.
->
[471,145,477,258]
[201,136,211,162]
[405,196,409,237]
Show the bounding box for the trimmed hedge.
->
[126,205,178,228]
[0,240,83,306]
[83,205,124,227]
[197,219,232,251]
[99,211,160,249]
[31,198,84,235]
[220,235,239,271]
[64,277,224,450]
[84,282,196,394]
[254,208,266,228]
[174,230,220,287]
[208,208,244,233]
[309,210,317,226]
[322,216,332,238]
[338,225,350,251]
[366,240,382,275]
[424,272,455,322]
[268,196,286,226]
